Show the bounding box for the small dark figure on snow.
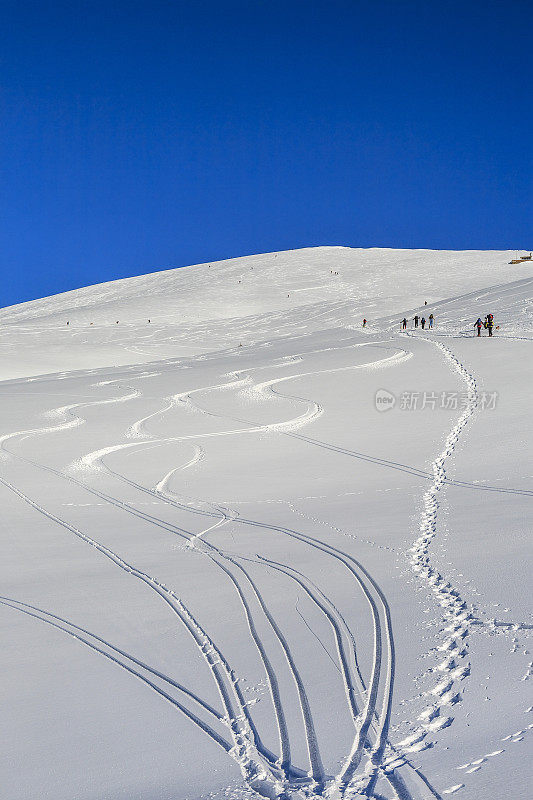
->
[486,314,494,337]
[475,318,483,336]
[402,318,407,329]
[362,319,367,328]
[421,317,426,329]
[413,315,419,328]
[428,314,434,328]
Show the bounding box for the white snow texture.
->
[0,247,531,800]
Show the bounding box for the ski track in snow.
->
[69,346,407,473]
[0,341,441,799]
[0,471,293,797]
[1,290,531,800]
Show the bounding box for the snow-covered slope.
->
[1,248,531,800]
[1,247,532,381]
[3,246,532,328]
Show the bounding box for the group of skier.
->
[402,312,497,337]
[402,314,434,330]
[364,310,497,336]
[475,313,495,337]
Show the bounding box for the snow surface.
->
[1,246,531,800]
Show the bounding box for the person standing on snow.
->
[362,319,367,328]
[487,315,494,337]
[428,314,434,328]
[413,315,419,328]
[421,317,426,329]
[402,318,407,329]
[475,318,483,336]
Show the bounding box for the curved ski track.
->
[1,346,410,794]
[2,331,516,799]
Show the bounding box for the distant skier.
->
[487,315,494,337]
[402,318,407,329]
[424,300,428,305]
[428,314,434,328]
[475,318,483,336]
[66,321,69,325]
[421,317,426,329]
[413,315,419,328]
[362,319,367,328]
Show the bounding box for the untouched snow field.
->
[1,247,531,800]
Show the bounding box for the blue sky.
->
[1,1,531,306]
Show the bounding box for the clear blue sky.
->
[1,1,531,306]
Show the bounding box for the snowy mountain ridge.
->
[2,246,532,329]
[1,247,532,382]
